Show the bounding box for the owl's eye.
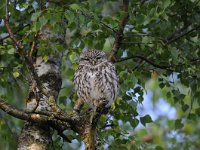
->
[81,58,89,61]
[96,56,101,59]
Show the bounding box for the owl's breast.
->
[83,69,102,100]
[74,62,119,107]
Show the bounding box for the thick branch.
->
[0,99,30,120]
[0,95,110,148]
[35,110,78,123]
[0,98,73,143]
[0,98,71,127]
[0,98,101,134]
[109,0,129,62]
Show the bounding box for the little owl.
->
[74,49,119,119]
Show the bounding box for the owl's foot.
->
[96,100,110,114]
[73,99,84,114]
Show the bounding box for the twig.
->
[124,33,156,37]
[79,10,117,34]
[122,41,153,44]
[4,18,24,52]
[116,55,172,70]
[164,24,191,43]
[0,24,30,42]
[4,16,49,97]
[164,25,200,45]
[29,32,39,60]
[109,0,130,62]
[188,96,195,117]
[116,55,200,71]
[6,0,8,18]
[101,123,114,129]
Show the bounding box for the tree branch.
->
[0,98,74,126]
[116,55,172,70]
[0,96,109,148]
[0,24,30,42]
[109,0,130,62]
[4,17,24,53]
[116,55,200,71]
[4,16,49,97]
[164,24,191,43]
[0,98,30,121]
[164,25,200,45]
[79,10,117,34]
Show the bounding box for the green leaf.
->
[159,82,165,88]
[32,21,41,32]
[163,0,171,9]
[69,52,77,63]
[141,36,149,44]
[195,108,200,116]
[70,4,80,11]
[140,115,153,126]
[135,14,145,25]
[166,92,171,98]
[0,0,6,18]
[13,71,20,78]
[65,10,75,25]
[175,119,184,129]
[21,3,29,9]
[31,12,41,21]
[182,104,189,112]
[43,55,48,62]
[130,118,139,128]
[7,48,15,54]
[156,146,164,150]
[170,47,178,60]
[188,113,197,121]
[39,16,48,27]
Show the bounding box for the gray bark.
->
[17,22,64,149]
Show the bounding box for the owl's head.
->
[80,49,107,65]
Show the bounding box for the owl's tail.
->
[90,105,97,125]
[90,100,109,125]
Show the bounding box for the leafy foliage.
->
[0,0,200,149]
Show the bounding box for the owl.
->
[74,49,119,116]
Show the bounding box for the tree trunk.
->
[18,123,51,150]
[17,22,63,149]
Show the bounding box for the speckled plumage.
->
[74,49,119,110]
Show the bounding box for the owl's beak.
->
[90,60,95,65]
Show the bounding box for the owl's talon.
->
[73,99,84,113]
[73,108,80,114]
